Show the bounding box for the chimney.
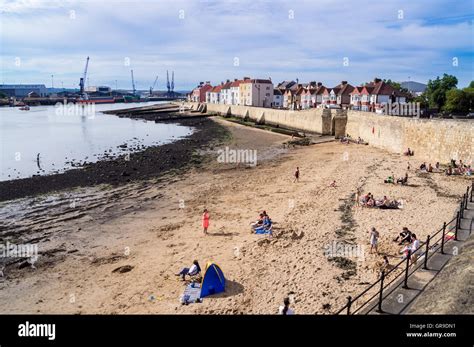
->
[234,78,238,82]
[205,81,211,85]
[341,81,347,85]
[374,78,381,83]
[243,76,250,80]
[226,79,230,83]
[317,82,322,87]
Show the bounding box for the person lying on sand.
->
[176,260,201,281]
[329,180,337,188]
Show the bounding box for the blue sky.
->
[1,0,473,90]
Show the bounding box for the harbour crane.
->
[149,75,158,96]
[79,56,90,98]
[171,71,174,94]
[131,69,136,95]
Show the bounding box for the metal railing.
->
[336,182,472,315]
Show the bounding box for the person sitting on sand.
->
[397,172,408,185]
[251,213,264,232]
[404,148,414,156]
[369,227,380,254]
[435,162,440,170]
[466,165,472,176]
[176,260,201,281]
[278,297,294,315]
[254,215,273,235]
[329,180,337,188]
[384,174,395,184]
[428,163,433,172]
[419,162,427,171]
[393,227,413,245]
[445,166,453,176]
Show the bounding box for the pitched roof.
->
[273,89,282,95]
[221,81,233,90]
[211,85,222,93]
[332,82,354,96]
[230,80,242,87]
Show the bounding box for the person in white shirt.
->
[176,260,201,281]
[278,297,294,315]
[410,234,420,263]
[369,227,380,254]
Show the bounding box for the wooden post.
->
[441,222,446,254]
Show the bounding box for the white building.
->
[272,89,283,108]
[220,81,232,104]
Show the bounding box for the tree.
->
[444,89,470,114]
[425,74,458,111]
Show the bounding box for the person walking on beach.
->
[278,297,294,315]
[369,227,380,254]
[202,209,210,235]
[293,167,300,183]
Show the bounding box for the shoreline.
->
[0,112,230,202]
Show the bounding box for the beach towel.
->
[180,283,202,305]
[255,227,272,235]
[444,231,455,241]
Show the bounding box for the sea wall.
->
[345,111,474,164]
[182,102,473,164]
[184,102,331,135]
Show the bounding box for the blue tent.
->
[200,262,226,298]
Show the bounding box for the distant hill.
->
[400,81,426,93]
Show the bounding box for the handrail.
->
[336,185,471,315]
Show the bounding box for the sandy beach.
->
[0,117,471,314]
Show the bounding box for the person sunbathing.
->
[254,216,273,235]
[176,260,201,281]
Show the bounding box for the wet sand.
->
[0,117,471,314]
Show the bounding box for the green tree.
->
[443,89,470,114]
[382,79,409,94]
[425,74,458,111]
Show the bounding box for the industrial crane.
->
[149,75,158,96]
[131,69,136,95]
[171,71,174,95]
[79,56,90,98]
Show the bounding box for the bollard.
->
[346,296,352,315]
[376,270,385,313]
[423,235,430,270]
[441,222,446,254]
[402,249,411,289]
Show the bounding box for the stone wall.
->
[181,102,473,164]
[345,111,473,164]
[184,102,331,135]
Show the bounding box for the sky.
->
[0,0,473,91]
